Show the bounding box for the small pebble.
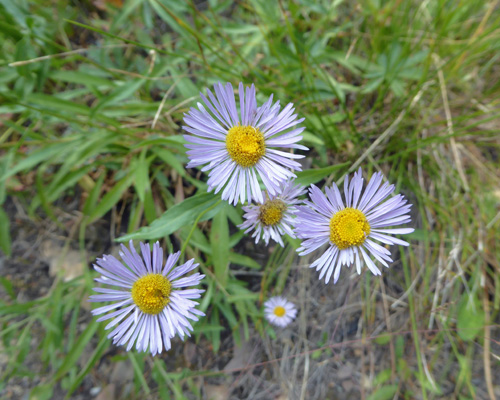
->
[90,387,101,396]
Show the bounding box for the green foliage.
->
[0,207,11,255]
[118,192,223,242]
[456,293,485,341]
[366,385,398,400]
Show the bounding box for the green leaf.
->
[228,253,262,269]
[311,349,323,359]
[0,301,37,316]
[0,207,11,256]
[49,70,114,87]
[216,297,238,328]
[395,336,404,359]
[128,353,151,394]
[132,135,188,149]
[53,319,99,381]
[88,171,134,223]
[82,172,106,217]
[210,205,229,284]
[373,368,392,385]
[141,188,156,224]
[132,151,153,203]
[209,308,221,352]
[30,164,94,212]
[66,334,110,396]
[0,141,73,182]
[29,384,53,400]
[118,192,223,242]
[26,93,91,115]
[111,0,146,31]
[366,385,398,400]
[0,150,13,204]
[92,78,146,114]
[0,277,15,299]
[374,333,391,345]
[227,292,259,302]
[326,74,346,104]
[457,295,485,341]
[294,162,349,186]
[362,77,384,93]
[153,148,186,177]
[301,131,325,146]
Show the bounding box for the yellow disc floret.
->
[131,274,172,315]
[329,208,371,250]
[259,199,287,226]
[274,306,286,317]
[226,125,265,167]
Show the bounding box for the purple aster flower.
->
[264,296,297,328]
[295,168,414,284]
[90,241,205,356]
[237,179,306,247]
[183,82,308,205]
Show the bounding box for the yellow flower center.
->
[274,306,286,317]
[259,199,287,226]
[131,274,172,315]
[329,208,371,250]
[226,125,265,168]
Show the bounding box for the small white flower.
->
[90,241,205,356]
[295,168,414,284]
[238,179,306,246]
[264,296,297,327]
[183,82,308,205]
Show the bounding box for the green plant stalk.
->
[180,199,222,259]
[401,248,428,400]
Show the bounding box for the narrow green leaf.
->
[132,151,152,203]
[64,19,172,57]
[0,207,12,256]
[0,151,14,204]
[29,384,53,400]
[53,319,98,381]
[27,93,91,115]
[294,162,349,186]
[373,368,392,385]
[66,334,110,397]
[153,148,186,176]
[457,295,485,341]
[88,171,134,223]
[30,164,94,212]
[210,308,221,353]
[228,253,261,269]
[301,131,325,146]
[128,353,150,394]
[82,172,106,217]
[0,277,15,299]
[92,79,146,114]
[0,301,37,316]
[49,70,114,87]
[111,0,146,31]
[132,136,188,149]
[143,189,157,224]
[227,292,259,302]
[374,333,391,345]
[216,298,238,328]
[210,206,229,284]
[366,385,398,400]
[0,141,73,182]
[118,192,224,242]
